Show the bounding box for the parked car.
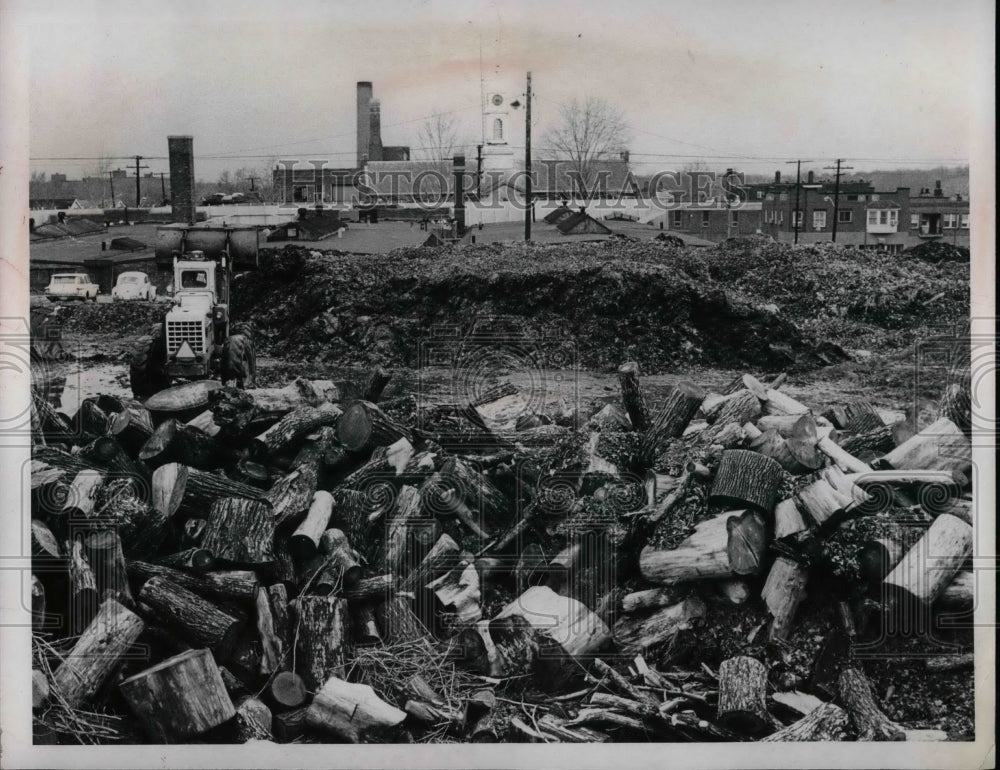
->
[111,271,157,301]
[45,273,99,301]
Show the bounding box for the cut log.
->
[351,604,381,645]
[265,584,293,673]
[722,373,769,399]
[374,595,433,646]
[589,402,632,431]
[201,497,275,566]
[233,695,273,742]
[291,490,334,560]
[400,533,462,594]
[938,364,971,437]
[925,653,973,673]
[843,400,885,434]
[229,458,272,490]
[837,667,905,740]
[703,390,762,443]
[840,425,895,458]
[817,434,871,474]
[774,498,808,539]
[119,648,236,743]
[761,702,849,741]
[309,528,362,591]
[251,402,342,459]
[795,475,857,530]
[361,365,392,403]
[710,449,784,512]
[151,463,265,520]
[762,388,809,417]
[31,518,61,559]
[75,398,112,437]
[107,405,156,456]
[31,574,46,630]
[439,456,509,525]
[128,561,259,603]
[52,598,144,708]
[62,469,104,521]
[637,381,706,465]
[157,546,216,572]
[31,464,69,516]
[139,418,237,471]
[185,409,221,438]
[875,417,971,477]
[748,428,804,473]
[491,585,611,660]
[620,587,685,614]
[33,669,50,710]
[612,597,707,654]
[716,656,769,735]
[382,483,431,572]
[427,560,482,624]
[306,676,406,743]
[343,573,397,602]
[293,595,348,691]
[883,513,972,604]
[616,361,650,432]
[67,537,100,632]
[338,400,411,454]
[761,556,809,641]
[639,509,768,584]
[138,575,244,656]
[82,529,133,606]
[265,465,319,529]
[937,570,973,610]
[270,671,307,710]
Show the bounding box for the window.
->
[846,194,859,202]
[493,118,504,141]
[701,211,711,227]
[671,210,683,228]
[838,210,853,223]
[960,213,970,229]
[911,214,920,228]
[792,210,803,227]
[813,210,827,230]
[181,270,208,289]
[888,209,898,227]
[943,213,958,229]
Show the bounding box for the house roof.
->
[556,211,613,235]
[109,237,147,251]
[866,200,901,209]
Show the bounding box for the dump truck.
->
[129,225,259,398]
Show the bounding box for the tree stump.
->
[201,497,275,566]
[710,449,784,512]
[837,667,905,740]
[716,656,769,735]
[616,361,649,432]
[119,648,236,743]
[52,598,144,708]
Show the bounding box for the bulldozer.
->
[129,225,259,398]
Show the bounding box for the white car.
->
[112,271,157,301]
[45,273,99,301]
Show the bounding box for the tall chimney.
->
[807,170,814,184]
[934,180,943,197]
[774,170,781,184]
[357,82,373,169]
[368,100,383,163]
[453,155,466,235]
[168,135,195,225]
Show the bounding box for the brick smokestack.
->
[368,100,383,163]
[453,154,466,234]
[168,135,196,225]
[357,81,373,168]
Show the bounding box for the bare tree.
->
[542,96,630,192]
[417,112,461,162]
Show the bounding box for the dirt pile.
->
[57,301,164,336]
[902,240,970,263]
[234,242,849,373]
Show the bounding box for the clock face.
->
[491,94,503,107]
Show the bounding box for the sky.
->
[12,0,994,182]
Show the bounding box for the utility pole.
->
[824,158,853,243]
[524,71,532,242]
[132,155,149,207]
[476,144,483,199]
[159,172,167,203]
[785,159,812,245]
[108,171,116,207]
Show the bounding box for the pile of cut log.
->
[28,364,974,744]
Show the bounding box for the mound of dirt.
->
[57,301,165,336]
[903,240,970,263]
[232,241,848,373]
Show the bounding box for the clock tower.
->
[481,90,515,174]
